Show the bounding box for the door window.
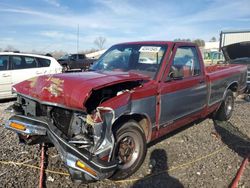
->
[171,47,201,78]
[11,56,23,69]
[70,54,77,60]
[36,57,51,67]
[78,54,86,59]
[24,56,37,68]
[0,56,9,71]
[11,56,38,69]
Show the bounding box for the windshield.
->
[91,44,167,78]
[58,54,69,60]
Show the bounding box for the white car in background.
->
[0,52,62,99]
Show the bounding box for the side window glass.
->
[170,46,201,79]
[36,58,51,67]
[70,54,77,60]
[0,56,9,71]
[12,56,23,69]
[79,54,85,59]
[24,56,37,68]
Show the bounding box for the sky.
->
[0,0,250,53]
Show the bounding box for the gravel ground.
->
[0,97,249,188]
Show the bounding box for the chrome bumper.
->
[5,115,117,182]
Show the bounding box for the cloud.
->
[0,6,116,30]
[96,0,137,15]
[44,0,61,7]
[183,0,250,23]
[40,31,76,40]
[0,0,249,52]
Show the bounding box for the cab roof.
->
[116,41,196,46]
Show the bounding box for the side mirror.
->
[165,71,173,82]
[166,66,183,82]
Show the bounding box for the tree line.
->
[0,36,217,58]
[174,37,217,47]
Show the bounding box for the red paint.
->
[206,64,247,81]
[101,91,131,110]
[13,71,150,110]
[159,75,205,93]
[39,143,45,188]
[231,156,249,188]
[156,110,201,139]
[13,41,247,143]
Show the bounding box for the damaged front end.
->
[5,95,118,182]
[3,71,147,182]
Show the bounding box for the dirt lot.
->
[0,98,249,188]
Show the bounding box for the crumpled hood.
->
[13,71,150,110]
[222,41,250,61]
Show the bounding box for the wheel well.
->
[112,114,152,143]
[228,82,238,92]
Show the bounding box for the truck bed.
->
[205,64,247,106]
[206,64,245,75]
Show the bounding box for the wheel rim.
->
[225,95,233,116]
[116,132,140,169]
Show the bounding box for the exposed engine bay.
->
[12,80,143,161]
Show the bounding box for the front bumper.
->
[5,115,117,182]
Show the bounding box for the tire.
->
[62,64,69,72]
[244,94,250,102]
[110,121,147,180]
[214,89,234,121]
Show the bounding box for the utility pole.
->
[77,24,79,53]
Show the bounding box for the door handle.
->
[36,71,43,74]
[2,73,11,77]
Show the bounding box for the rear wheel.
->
[110,121,147,180]
[62,64,69,72]
[214,89,234,121]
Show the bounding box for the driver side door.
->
[158,45,207,132]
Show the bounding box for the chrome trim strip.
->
[6,115,117,170]
[66,154,98,179]
[159,105,205,127]
[48,124,117,169]
[6,119,47,135]
[208,99,222,107]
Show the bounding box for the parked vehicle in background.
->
[3,41,247,183]
[222,41,250,93]
[203,51,225,65]
[0,52,62,99]
[219,30,250,50]
[57,53,95,72]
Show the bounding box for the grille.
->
[247,71,250,83]
[51,107,73,135]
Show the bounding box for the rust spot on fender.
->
[28,77,38,88]
[42,77,64,97]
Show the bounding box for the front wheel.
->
[110,121,147,180]
[214,89,234,121]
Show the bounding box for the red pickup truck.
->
[4,41,247,182]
